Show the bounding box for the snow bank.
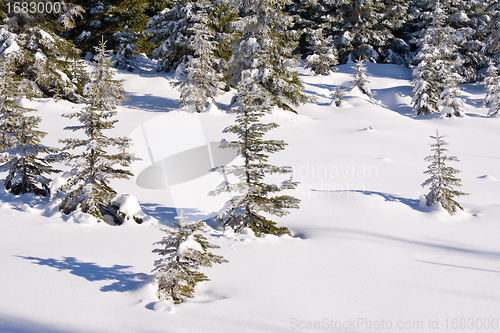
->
[113,193,156,225]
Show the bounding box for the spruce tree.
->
[351,60,371,96]
[303,0,409,64]
[331,83,346,107]
[152,210,227,304]
[146,0,237,74]
[304,29,338,76]
[114,25,137,71]
[0,5,87,102]
[0,112,60,196]
[484,61,500,116]
[0,60,40,151]
[68,0,149,55]
[226,0,311,112]
[171,3,224,112]
[0,59,59,195]
[57,40,134,222]
[411,2,463,116]
[422,130,468,215]
[210,74,300,236]
[436,62,464,117]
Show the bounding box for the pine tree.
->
[226,0,311,112]
[436,62,464,117]
[171,3,224,112]
[304,29,338,76]
[331,83,346,107]
[484,61,500,113]
[0,60,39,151]
[68,0,150,55]
[422,130,468,215]
[145,0,237,74]
[411,2,463,115]
[210,74,300,236]
[305,0,409,64]
[484,61,500,116]
[0,112,60,196]
[57,40,134,222]
[407,0,493,82]
[114,25,137,71]
[152,210,227,304]
[0,5,88,102]
[351,60,371,96]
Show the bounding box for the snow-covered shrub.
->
[152,210,227,304]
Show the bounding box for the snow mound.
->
[152,300,175,313]
[113,194,156,225]
[70,211,99,225]
[21,203,36,213]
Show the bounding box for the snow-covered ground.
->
[1,58,499,333]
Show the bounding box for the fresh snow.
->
[0,58,499,333]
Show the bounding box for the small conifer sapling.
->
[351,60,371,97]
[331,83,346,107]
[421,130,468,214]
[152,210,227,304]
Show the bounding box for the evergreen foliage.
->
[68,0,150,55]
[422,130,468,215]
[114,25,137,71]
[304,29,338,76]
[411,2,463,116]
[152,210,227,304]
[351,60,371,96]
[145,0,236,73]
[171,3,224,112]
[291,0,410,65]
[57,41,134,222]
[484,62,500,116]
[0,60,59,195]
[226,0,311,112]
[0,111,60,196]
[210,74,300,236]
[331,83,346,107]
[407,0,492,82]
[0,22,87,102]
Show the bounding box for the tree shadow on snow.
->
[123,93,179,113]
[0,314,85,333]
[311,189,424,212]
[17,256,152,293]
[370,86,415,117]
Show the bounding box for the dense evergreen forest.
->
[0,0,499,110]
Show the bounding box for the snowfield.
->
[1,58,499,333]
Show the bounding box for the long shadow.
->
[311,189,424,212]
[0,314,85,333]
[17,256,151,292]
[303,228,500,260]
[415,260,500,274]
[123,93,179,113]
